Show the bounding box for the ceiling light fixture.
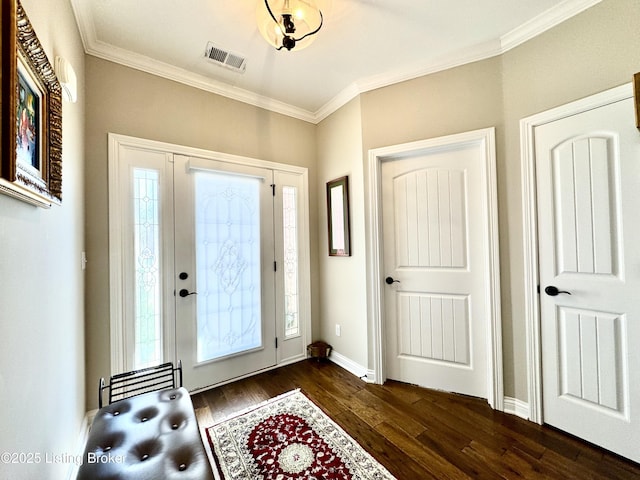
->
[257,0,323,51]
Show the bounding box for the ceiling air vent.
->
[204,42,247,73]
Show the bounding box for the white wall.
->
[0,0,86,478]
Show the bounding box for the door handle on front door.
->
[544,286,571,296]
[385,276,400,285]
[179,289,197,297]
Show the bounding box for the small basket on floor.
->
[307,341,332,361]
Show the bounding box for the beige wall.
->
[85,0,640,406]
[3,8,632,460]
[361,56,505,149]
[0,4,634,477]
[500,0,640,400]
[84,57,318,409]
[321,0,640,401]
[316,97,368,368]
[358,56,505,382]
[0,0,86,478]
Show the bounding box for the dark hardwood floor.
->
[192,360,640,479]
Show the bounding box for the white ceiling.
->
[70,0,600,123]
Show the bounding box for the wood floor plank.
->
[350,388,427,437]
[193,360,640,479]
[376,420,471,480]
[462,440,548,480]
[334,408,431,480]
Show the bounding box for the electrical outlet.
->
[335,324,341,337]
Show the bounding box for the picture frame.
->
[0,0,63,207]
[634,72,640,131]
[326,176,351,256]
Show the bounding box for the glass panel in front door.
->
[282,185,300,338]
[132,167,163,369]
[194,170,263,362]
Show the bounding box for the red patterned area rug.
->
[206,389,397,480]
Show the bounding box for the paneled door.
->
[109,135,311,394]
[173,155,277,391]
[535,97,640,462]
[381,134,497,399]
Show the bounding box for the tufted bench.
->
[77,387,214,480]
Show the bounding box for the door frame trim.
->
[519,82,633,424]
[107,133,311,377]
[366,127,503,410]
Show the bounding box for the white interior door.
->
[381,135,495,398]
[173,155,277,391]
[535,97,640,462]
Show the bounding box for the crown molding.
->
[314,0,602,121]
[313,83,362,123]
[314,38,503,123]
[500,0,602,53]
[69,0,316,123]
[71,0,602,125]
[88,40,317,123]
[358,38,504,93]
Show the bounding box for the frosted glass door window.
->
[112,144,309,390]
[195,171,263,362]
[133,168,162,368]
[282,186,299,338]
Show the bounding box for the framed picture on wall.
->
[326,176,351,256]
[0,0,63,207]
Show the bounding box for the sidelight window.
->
[282,185,300,338]
[132,168,163,368]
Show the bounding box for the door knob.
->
[179,289,197,297]
[385,276,400,285]
[544,286,571,296]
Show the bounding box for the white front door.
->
[381,132,499,399]
[173,155,277,391]
[535,97,640,462]
[108,135,311,393]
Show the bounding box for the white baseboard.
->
[361,370,377,383]
[327,350,532,422]
[327,350,534,424]
[328,350,375,382]
[65,410,96,480]
[503,396,530,420]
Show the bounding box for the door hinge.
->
[275,337,278,348]
[270,184,276,196]
[274,261,277,272]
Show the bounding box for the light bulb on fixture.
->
[257,0,323,51]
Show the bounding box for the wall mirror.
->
[326,176,351,256]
